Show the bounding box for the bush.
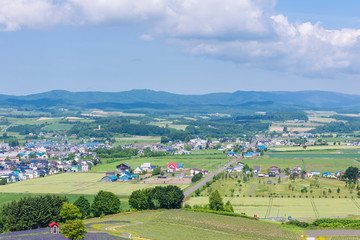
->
[287,220,309,228]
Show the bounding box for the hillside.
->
[84,210,300,240]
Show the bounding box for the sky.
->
[1,0,360,95]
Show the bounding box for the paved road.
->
[183,156,241,197]
[248,184,257,197]
[307,229,360,237]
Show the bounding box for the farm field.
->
[195,177,356,198]
[84,210,298,240]
[92,153,230,172]
[186,197,359,219]
[267,153,360,159]
[0,173,189,196]
[242,157,360,173]
[270,145,360,151]
[113,136,161,145]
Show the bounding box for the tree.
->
[61,220,87,240]
[60,203,82,221]
[337,187,341,194]
[224,200,234,212]
[28,153,37,158]
[184,145,191,151]
[195,189,201,196]
[192,173,203,183]
[74,197,90,219]
[91,191,121,217]
[152,167,161,176]
[71,160,78,166]
[0,178,6,185]
[344,166,359,183]
[160,136,169,144]
[151,185,184,209]
[209,190,224,211]
[129,189,153,210]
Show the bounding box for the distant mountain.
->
[1,89,360,111]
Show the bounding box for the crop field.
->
[149,122,188,130]
[270,145,360,151]
[84,210,297,240]
[187,197,359,219]
[267,153,360,159]
[92,153,230,172]
[0,173,189,196]
[113,136,161,145]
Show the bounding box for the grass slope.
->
[85,210,298,240]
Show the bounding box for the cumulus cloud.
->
[0,0,360,77]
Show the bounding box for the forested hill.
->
[1,89,360,110]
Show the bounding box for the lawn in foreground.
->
[0,173,189,196]
[85,210,297,240]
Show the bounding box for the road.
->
[183,156,241,197]
[183,138,258,198]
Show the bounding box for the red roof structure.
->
[167,163,178,169]
[49,222,59,227]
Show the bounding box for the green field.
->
[187,197,359,219]
[84,210,298,240]
[242,157,360,173]
[92,153,230,172]
[267,153,360,159]
[0,173,189,196]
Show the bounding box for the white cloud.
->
[140,34,154,41]
[0,0,360,77]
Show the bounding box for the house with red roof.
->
[49,222,60,234]
[167,163,178,172]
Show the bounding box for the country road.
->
[183,156,241,198]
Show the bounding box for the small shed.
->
[49,222,60,234]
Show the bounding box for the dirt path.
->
[248,183,257,197]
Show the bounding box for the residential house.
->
[81,161,90,172]
[253,166,261,173]
[119,171,132,181]
[133,167,144,175]
[190,168,208,177]
[116,163,131,172]
[268,166,279,174]
[167,163,179,172]
[335,171,344,177]
[141,163,152,172]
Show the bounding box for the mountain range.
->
[1,89,360,112]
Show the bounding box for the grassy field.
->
[242,157,360,173]
[267,153,360,159]
[84,210,298,240]
[270,145,360,151]
[113,136,161,145]
[92,153,230,172]
[0,173,189,196]
[187,197,359,219]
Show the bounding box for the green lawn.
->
[0,173,189,196]
[85,210,297,240]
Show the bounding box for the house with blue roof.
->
[101,175,118,182]
[119,171,132,181]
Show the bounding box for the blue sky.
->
[1,0,360,95]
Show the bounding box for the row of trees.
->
[129,186,184,210]
[0,191,121,233]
